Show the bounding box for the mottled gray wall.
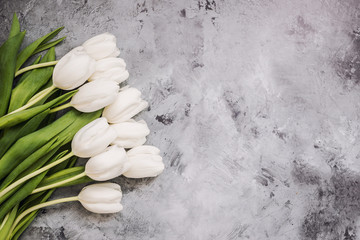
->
[2,0,360,239]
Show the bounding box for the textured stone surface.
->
[2,0,360,239]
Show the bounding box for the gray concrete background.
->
[2,0,360,239]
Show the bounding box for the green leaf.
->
[0,109,80,180]
[16,27,63,71]
[0,204,18,240]
[9,47,56,112]
[16,55,42,85]
[0,138,61,191]
[8,13,20,38]
[11,190,54,240]
[0,31,25,117]
[0,90,76,130]
[38,166,91,190]
[0,110,49,159]
[33,36,66,55]
[0,167,49,221]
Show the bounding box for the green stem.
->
[0,213,9,231]
[14,61,58,77]
[49,102,72,113]
[8,85,57,115]
[32,172,86,194]
[0,152,74,199]
[7,196,78,240]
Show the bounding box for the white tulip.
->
[72,117,117,158]
[53,46,96,90]
[78,183,123,213]
[82,33,120,60]
[85,145,130,181]
[102,87,148,123]
[123,145,164,178]
[89,58,129,83]
[111,119,150,148]
[70,81,119,113]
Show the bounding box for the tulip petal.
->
[103,88,148,123]
[53,46,96,90]
[82,33,120,60]
[72,117,117,157]
[70,81,119,112]
[85,145,130,181]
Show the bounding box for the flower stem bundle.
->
[0,13,165,239]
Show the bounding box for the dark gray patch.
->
[300,166,360,239]
[250,127,259,138]
[272,128,287,141]
[191,61,204,69]
[211,17,216,26]
[179,9,186,18]
[255,176,268,186]
[198,0,217,12]
[344,227,356,240]
[117,176,156,194]
[223,91,245,124]
[331,169,360,215]
[55,226,67,240]
[24,226,67,240]
[301,209,341,240]
[155,114,174,125]
[334,30,360,89]
[185,103,191,116]
[169,152,185,174]
[270,192,275,198]
[136,1,148,14]
[292,160,321,185]
[261,168,275,183]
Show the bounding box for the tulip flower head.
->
[53,46,96,90]
[78,183,123,213]
[70,80,119,113]
[123,145,165,178]
[89,57,129,83]
[111,119,150,148]
[82,33,120,60]
[72,117,117,158]
[85,145,130,181]
[102,87,148,123]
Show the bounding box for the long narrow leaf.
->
[16,27,63,71]
[9,47,56,112]
[0,31,25,117]
[0,90,76,130]
[33,36,66,55]
[0,204,18,240]
[0,110,49,159]
[16,55,42,85]
[11,190,54,240]
[0,109,80,180]
[8,13,20,38]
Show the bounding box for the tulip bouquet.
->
[0,14,164,239]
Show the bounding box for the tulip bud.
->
[85,145,130,181]
[102,87,148,123]
[78,183,123,213]
[111,119,150,148]
[82,33,120,60]
[72,117,117,158]
[53,46,96,90]
[123,145,164,178]
[89,58,129,84]
[70,81,119,113]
